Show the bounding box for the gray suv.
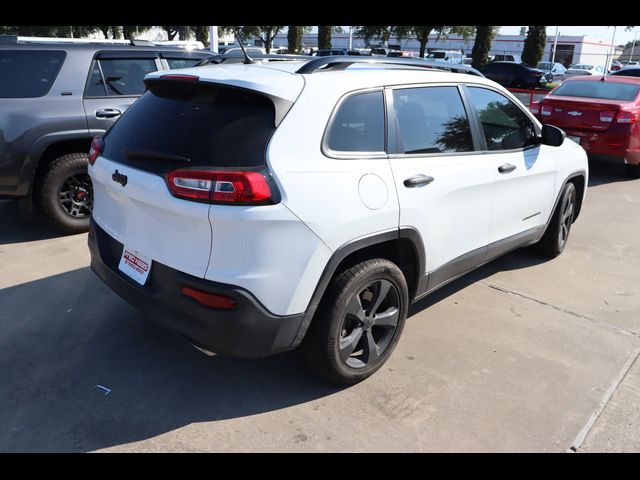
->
[0,36,213,233]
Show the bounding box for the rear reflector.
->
[166,169,272,204]
[88,136,104,165]
[541,105,553,116]
[600,111,616,123]
[181,286,236,309]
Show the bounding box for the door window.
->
[467,87,538,151]
[392,86,474,154]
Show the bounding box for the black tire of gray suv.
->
[625,164,640,179]
[301,258,409,385]
[535,182,577,258]
[39,153,92,234]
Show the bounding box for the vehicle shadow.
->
[587,161,635,187]
[0,267,343,452]
[0,200,69,245]
[409,246,550,316]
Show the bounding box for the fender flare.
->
[292,227,427,346]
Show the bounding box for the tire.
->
[625,164,640,179]
[535,182,577,258]
[38,153,92,234]
[301,258,409,385]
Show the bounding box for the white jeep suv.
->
[87,57,588,384]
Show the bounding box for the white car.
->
[87,57,588,384]
[563,64,606,79]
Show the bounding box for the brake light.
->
[160,74,199,81]
[181,286,236,309]
[530,101,541,115]
[600,111,616,123]
[616,110,639,124]
[88,136,104,165]
[541,105,553,116]
[166,170,272,204]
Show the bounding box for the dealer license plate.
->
[118,246,152,285]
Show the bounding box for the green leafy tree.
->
[522,26,547,67]
[122,26,152,40]
[353,26,392,46]
[318,26,332,49]
[471,26,497,69]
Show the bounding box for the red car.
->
[531,75,640,178]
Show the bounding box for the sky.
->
[500,26,638,45]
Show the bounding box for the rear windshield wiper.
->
[123,149,191,164]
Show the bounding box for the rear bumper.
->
[564,129,640,165]
[88,217,307,358]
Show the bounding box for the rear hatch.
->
[90,75,286,278]
[540,80,640,132]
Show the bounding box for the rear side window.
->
[102,81,276,173]
[94,58,158,96]
[393,86,473,154]
[551,81,640,101]
[467,87,538,151]
[0,50,65,98]
[326,91,385,153]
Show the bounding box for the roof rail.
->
[194,53,314,67]
[295,56,484,77]
[0,35,17,43]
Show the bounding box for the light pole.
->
[630,29,639,63]
[551,26,559,64]
[348,26,353,51]
[209,26,219,53]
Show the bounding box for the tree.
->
[122,26,152,40]
[318,26,332,49]
[190,26,209,46]
[522,26,547,67]
[161,26,181,41]
[287,26,305,54]
[353,26,392,46]
[250,26,284,53]
[471,26,497,69]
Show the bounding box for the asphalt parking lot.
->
[1,161,639,453]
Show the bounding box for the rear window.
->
[102,81,276,173]
[0,50,66,98]
[552,81,640,101]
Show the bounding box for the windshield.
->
[552,80,640,101]
[427,52,446,59]
[537,62,552,70]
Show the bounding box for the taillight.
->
[600,111,616,123]
[181,286,236,309]
[541,105,553,116]
[166,170,272,204]
[88,136,104,166]
[616,110,639,124]
[530,101,541,115]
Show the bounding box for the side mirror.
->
[540,124,565,147]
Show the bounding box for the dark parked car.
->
[481,61,552,89]
[611,67,640,78]
[0,36,214,233]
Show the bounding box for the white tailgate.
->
[89,157,212,278]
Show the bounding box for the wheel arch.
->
[293,228,427,346]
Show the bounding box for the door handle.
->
[403,174,434,188]
[498,163,517,174]
[95,108,121,119]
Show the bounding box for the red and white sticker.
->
[118,247,152,285]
